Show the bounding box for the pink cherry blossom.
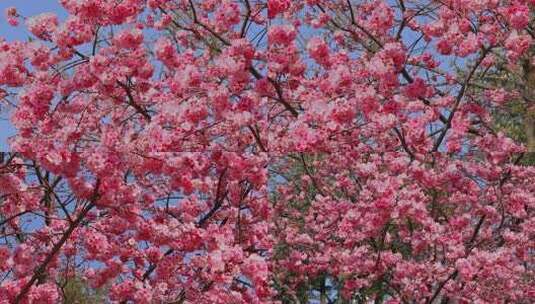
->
[5,7,18,26]
[26,13,58,40]
[268,0,291,19]
[506,3,530,30]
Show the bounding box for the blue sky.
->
[0,1,67,151]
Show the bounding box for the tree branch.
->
[116,80,152,122]
[14,179,100,303]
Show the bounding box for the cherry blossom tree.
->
[0,0,534,303]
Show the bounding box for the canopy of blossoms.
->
[0,0,534,303]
